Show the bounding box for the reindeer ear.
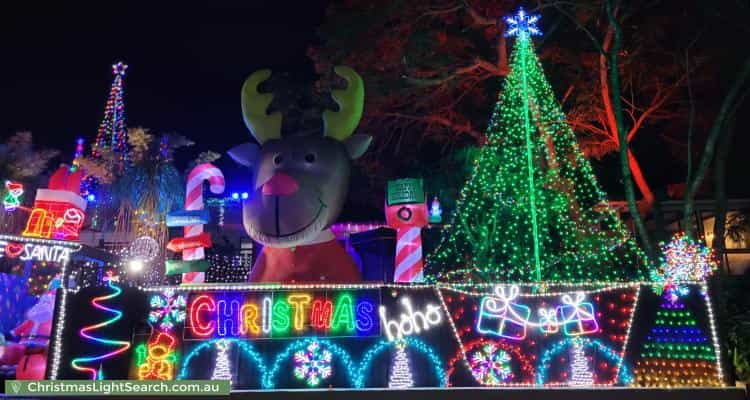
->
[344,134,371,160]
[228,142,260,168]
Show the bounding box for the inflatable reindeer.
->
[229,66,371,282]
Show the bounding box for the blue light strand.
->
[177,338,266,382]
[356,337,447,388]
[535,337,633,386]
[177,336,446,389]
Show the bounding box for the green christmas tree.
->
[426,9,649,283]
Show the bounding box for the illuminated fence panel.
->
[51,283,725,390]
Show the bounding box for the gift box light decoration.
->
[476,285,531,340]
[476,285,599,340]
[439,283,639,386]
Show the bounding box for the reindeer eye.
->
[273,154,283,165]
[304,153,316,163]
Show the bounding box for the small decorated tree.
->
[388,340,414,388]
[211,339,233,385]
[636,232,721,387]
[635,290,720,387]
[568,338,593,386]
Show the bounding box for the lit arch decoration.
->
[356,336,447,388]
[448,338,535,386]
[263,338,358,389]
[535,336,633,386]
[177,338,265,382]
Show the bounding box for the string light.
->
[568,337,593,386]
[652,232,718,298]
[266,338,357,388]
[48,282,723,388]
[634,287,722,387]
[388,339,415,388]
[448,338,534,386]
[535,337,633,385]
[71,138,84,170]
[177,339,265,382]
[211,339,233,385]
[91,61,128,163]
[185,291,377,339]
[438,284,640,387]
[426,7,649,283]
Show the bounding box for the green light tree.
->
[426,9,649,283]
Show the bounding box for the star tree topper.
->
[112,61,128,76]
[504,7,542,38]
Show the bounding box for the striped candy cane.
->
[182,163,225,283]
[394,226,424,282]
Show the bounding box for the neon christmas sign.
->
[186,291,379,339]
[379,297,443,341]
[23,204,85,241]
[3,181,24,211]
[0,239,76,264]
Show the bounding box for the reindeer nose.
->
[262,172,299,196]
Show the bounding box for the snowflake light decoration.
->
[469,343,514,385]
[149,288,186,331]
[504,7,542,38]
[293,341,333,387]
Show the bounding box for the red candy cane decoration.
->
[385,202,429,283]
[182,163,225,284]
[394,226,425,282]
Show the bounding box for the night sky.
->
[0,2,327,193]
[1,2,748,201]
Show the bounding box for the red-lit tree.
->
[309,1,713,219]
[309,0,516,200]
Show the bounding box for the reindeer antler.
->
[241,69,282,144]
[323,66,364,141]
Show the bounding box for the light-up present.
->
[555,292,599,336]
[476,285,531,340]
